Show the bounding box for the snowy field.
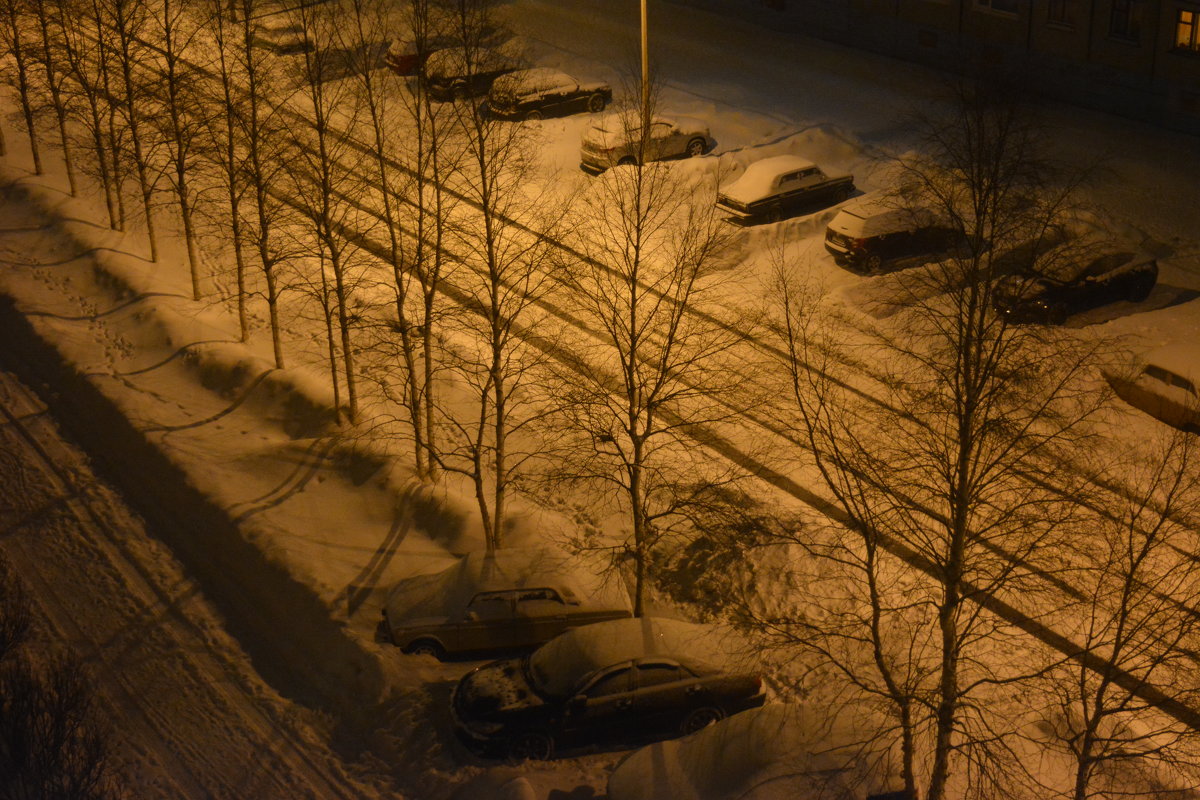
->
[1,0,1199,797]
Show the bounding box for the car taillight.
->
[850,238,868,251]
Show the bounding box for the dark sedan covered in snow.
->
[451,617,765,761]
[422,46,517,100]
[992,249,1157,324]
[717,155,854,223]
[487,68,611,120]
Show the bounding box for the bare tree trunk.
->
[111,0,157,261]
[2,0,44,174]
[31,0,76,195]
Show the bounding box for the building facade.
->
[674,0,1200,133]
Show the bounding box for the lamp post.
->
[640,0,650,146]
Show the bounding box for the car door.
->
[453,590,518,653]
[542,76,576,115]
[649,121,676,160]
[561,663,636,746]
[631,660,698,735]
[512,587,570,646]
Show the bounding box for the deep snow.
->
[0,0,1197,797]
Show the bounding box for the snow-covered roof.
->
[492,67,575,95]
[607,703,903,800]
[529,617,722,698]
[720,155,817,204]
[826,195,935,239]
[383,547,628,623]
[1142,344,1199,384]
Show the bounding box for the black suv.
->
[451,618,765,761]
[993,250,1157,324]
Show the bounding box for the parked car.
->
[422,46,516,100]
[1104,347,1200,433]
[382,548,631,659]
[607,703,911,800]
[716,155,854,224]
[992,249,1157,324]
[487,68,611,120]
[825,197,956,273]
[252,15,312,54]
[384,34,458,75]
[580,114,710,172]
[451,617,766,760]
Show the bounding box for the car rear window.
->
[1145,365,1197,395]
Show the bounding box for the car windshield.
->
[524,654,555,699]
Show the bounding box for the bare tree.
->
[56,0,125,229]
[346,0,455,478]
[766,78,1110,800]
[104,0,160,260]
[434,0,567,553]
[1037,428,1200,800]
[0,554,31,662]
[28,0,78,194]
[1,0,44,173]
[547,98,746,615]
[148,0,210,298]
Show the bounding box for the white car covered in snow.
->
[580,114,710,172]
[1104,346,1200,433]
[381,548,630,659]
[607,703,911,800]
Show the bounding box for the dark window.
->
[1177,9,1200,51]
[1047,0,1074,25]
[977,0,1020,14]
[1110,0,1143,41]
[586,668,633,698]
[636,663,683,688]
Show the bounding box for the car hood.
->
[458,658,548,718]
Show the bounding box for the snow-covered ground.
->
[1,0,1198,797]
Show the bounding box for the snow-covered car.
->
[824,197,956,273]
[607,703,911,800]
[422,46,517,100]
[384,34,458,75]
[992,249,1157,324]
[487,68,611,120]
[580,114,710,172]
[381,548,630,660]
[251,15,312,54]
[1104,347,1200,433]
[716,155,854,224]
[451,617,765,760]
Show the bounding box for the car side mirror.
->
[465,610,480,622]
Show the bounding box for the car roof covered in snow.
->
[528,617,728,698]
[1141,344,1199,384]
[826,195,936,238]
[492,67,576,94]
[383,547,629,624]
[720,155,818,204]
[607,703,904,800]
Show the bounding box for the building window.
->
[977,0,1020,14]
[1047,0,1074,25]
[1109,0,1143,41]
[1177,9,1200,51]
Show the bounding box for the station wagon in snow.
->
[825,197,957,274]
[382,548,631,659]
[580,114,710,172]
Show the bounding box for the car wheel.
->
[864,253,883,274]
[404,639,444,660]
[765,205,782,224]
[680,707,724,735]
[587,93,607,113]
[1047,303,1069,325]
[617,156,638,167]
[839,185,854,201]
[686,137,706,157]
[506,731,554,762]
[524,109,543,121]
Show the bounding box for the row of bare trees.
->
[0,0,749,587]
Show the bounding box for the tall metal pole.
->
[640,0,649,134]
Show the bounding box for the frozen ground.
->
[0,0,1198,797]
